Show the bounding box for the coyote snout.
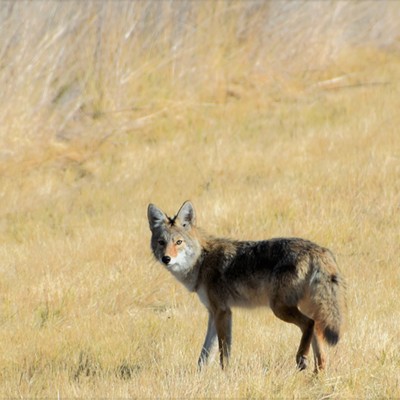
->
[161,256,171,265]
[148,201,346,372]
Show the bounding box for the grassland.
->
[0,1,399,398]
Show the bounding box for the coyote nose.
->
[162,256,171,265]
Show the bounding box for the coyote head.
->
[147,201,201,277]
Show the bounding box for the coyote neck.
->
[172,230,211,292]
[171,258,201,292]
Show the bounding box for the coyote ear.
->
[176,200,196,229]
[147,204,167,231]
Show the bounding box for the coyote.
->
[147,201,345,372]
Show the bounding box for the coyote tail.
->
[310,254,345,346]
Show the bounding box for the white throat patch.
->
[166,250,192,274]
[163,248,199,292]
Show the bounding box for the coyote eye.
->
[157,239,166,246]
[176,239,183,245]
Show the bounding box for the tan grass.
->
[1,1,400,398]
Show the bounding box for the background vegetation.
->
[0,1,399,397]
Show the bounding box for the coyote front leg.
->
[198,312,217,369]
[215,308,232,370]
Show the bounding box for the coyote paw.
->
[296,355,308,371]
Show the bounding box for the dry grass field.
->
[0,1,399,398]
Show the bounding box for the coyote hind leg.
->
[311,325,326,372]
[271,303,315,371]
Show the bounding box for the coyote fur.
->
[147,201,345,372]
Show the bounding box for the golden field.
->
[0,2,399,398]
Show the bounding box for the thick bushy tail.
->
[310,252,346,346]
